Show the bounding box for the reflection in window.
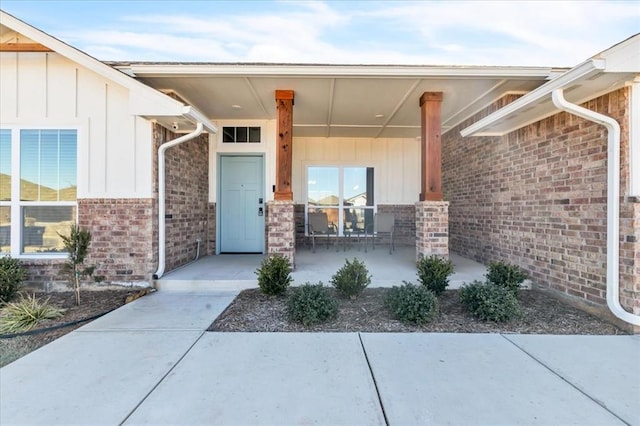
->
[0,206,9,254]
[20,130,77,202]
[307,166,374,235]
[0,130,10,201]
[22,206,76,253]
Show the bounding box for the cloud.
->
[50,0,639,65]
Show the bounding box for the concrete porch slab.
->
[504,334,640,426]
[360,333,626,425]
[78,290,236,332]
[124,333,386,426]
[155,248,487,291]
[0,330,203,425]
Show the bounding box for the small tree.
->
[59,225,95,305]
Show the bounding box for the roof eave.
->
[460,59,606,137]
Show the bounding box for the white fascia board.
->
[0,11,185,116]
[125,63,557,79]
[460,59,605,137]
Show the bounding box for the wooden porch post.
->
[275,90,294,201]
[419,92,443,201]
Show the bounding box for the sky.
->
[1,1,639,67]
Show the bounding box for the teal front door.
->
[219,156,265,253]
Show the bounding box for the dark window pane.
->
[249,127,261,143]
[0,206,9,253]
[236,127,248,143]
[22,205,75,254]
[222,127,235,143]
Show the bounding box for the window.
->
[222,126,261,143]
[1,128,77,256]
[0,130,10,254]
[307,166,374,236]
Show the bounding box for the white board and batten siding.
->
[293,137,421,205]
[0,51,154,198]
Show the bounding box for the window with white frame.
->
[0,128,77,255]
[306,166,374,236]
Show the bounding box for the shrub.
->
[486,261,528,294]
[287,282,338,326]
[255,254,292,296]
[59,225,96,305]
[385,281,438,325]
[416,255,454,295]
[0,256,27,304]
[459,280,521,322]
[0,293,66,333]
[330,258,371,299]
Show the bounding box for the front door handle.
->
[258,207,264,216]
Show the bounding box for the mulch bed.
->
[209,287,628,335]
[0,289,141,367]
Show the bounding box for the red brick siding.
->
[153,124,210,272]
[207,202,216,255]
[267,200,295,267]
[443,87,639,314]
[79,198,155,284]
[377,204,416,246]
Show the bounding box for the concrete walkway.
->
[1,290,639,426]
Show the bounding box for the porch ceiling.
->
[115,63,558,138]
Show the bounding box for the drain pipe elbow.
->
[552,89,640,326]
[153,122,204,280]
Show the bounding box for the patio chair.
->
[308,212,338,253]
[365,212,395,254]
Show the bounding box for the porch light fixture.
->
[231,104,242,109]
[375,114,384,118]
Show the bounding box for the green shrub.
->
[330,258,371,299]
[59,225,95,305]
[385,281,438,325]
[486,261,528,294]
[0,293,66,333]
[416,255,454,295]
[255,254,293,296]
[459,280,521,322]
[287,282,338,326]
[0,256,27,304]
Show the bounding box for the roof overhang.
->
[111,63,560,139]
[0,10,217,133]
[461,34,640,137]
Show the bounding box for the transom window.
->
[306,166,374,236]
[222,126,261,143]
[0,128,77,256]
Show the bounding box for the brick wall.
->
[79,198,155,285]
[267,200,296,267]
[154,125,210,273]
[377,204,415,246]
[443,87,639,317]
[415,201,449,260]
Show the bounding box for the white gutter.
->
[153,122,204,279]
[461,59,605,137]
[552,89,640,326]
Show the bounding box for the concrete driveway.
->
[1,290,638,425]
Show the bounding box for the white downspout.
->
[552,89,640,326]
[153,122,204,279]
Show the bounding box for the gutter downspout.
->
[552,89,640,326]
[153,122,204,279]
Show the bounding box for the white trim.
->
[629,80,640,197]
[305,164,376,236]
[124,63,558,78]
